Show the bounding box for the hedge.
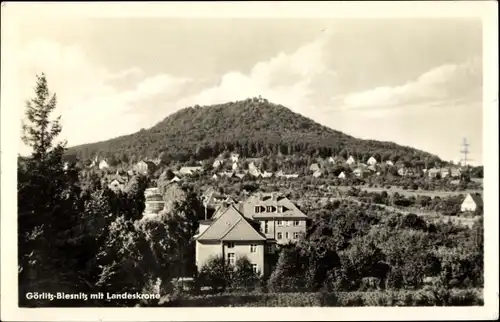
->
[158,288,482,307]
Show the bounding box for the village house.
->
[248,162,262,177]
[239,192,308,245]
[338,171,346,179]
[212,159,224,169]
[135,160,156,176]
[235,172,246,179]
[309,163,320,172]
[232,162,239,171]
[367,156,378,166]
[108,177,126,192]
[346,156,356,165]
[218,171,235,178]
[261,171,273,178]
[385,160,394,166]
[450,167,462,178]
[397,167,416,177]
[194,204,267,275]
[88,156,99,168]
[178,166,203,175]
[427,168,440,178]
[327,157,336,164]
[231,153,240,163]
[461,193,483,212]
[246,158,262,165]
[170,176,181,183]
[248,168,262,178]
[312,170,322,178]
[353,168,367,178]
[275,170,300,179]
[367,165,377,172]
[202,188,229,218]
[211,174,218,180]
[99,159,109,170]
[440,168,450,178]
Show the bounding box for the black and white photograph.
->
[1,1,498,321]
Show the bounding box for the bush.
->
[341,293,365,306]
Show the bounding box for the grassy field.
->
[335,185,483,198]
[300,195,479,228]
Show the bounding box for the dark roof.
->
[469,193,483,206]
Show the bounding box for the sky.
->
[12,15,483,164]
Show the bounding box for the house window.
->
[227,253,235,266]
[266,244,273,253]
[277,232,283,239]
[252,264,258,274]
[277,220,283,226]
[293,220,300,226]
[227,242,235,249]
[266,206,276,212]
[277,206,283,213]
[264,221,269,234]
[254,206,261,213]
[285,232,289,239]
[293,232,299,239]
[250,244,257,253]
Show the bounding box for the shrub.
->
[341,293,365,306]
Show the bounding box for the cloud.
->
[174,31,339,118]
[342,57,482,109]
[18,39,191,149]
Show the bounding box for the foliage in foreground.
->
[159,288,483,307]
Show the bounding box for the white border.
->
[1,1,498,321]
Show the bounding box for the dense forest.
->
[67,97,443,165]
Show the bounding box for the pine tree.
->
[18,74,84,305]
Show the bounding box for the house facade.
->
[353,168,367,178]
[239,193,308,244]
[367,157,378,166]
[309,163,320,172]
[212,159,224,169]
[108,178,126,191]
[346,156,356,165]
[231,153,240,163]
[135,160,156,176]
[461,193,483,212]
[99,159,109,170]
[194,205,266,275]
[178,166,203,175]
[194,193,308,276]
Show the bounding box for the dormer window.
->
[254,206,264,213]
[277,206,283,213]
[266,206,276,213]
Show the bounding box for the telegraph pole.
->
[460,138,470,167]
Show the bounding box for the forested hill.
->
[67,97,441,164]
